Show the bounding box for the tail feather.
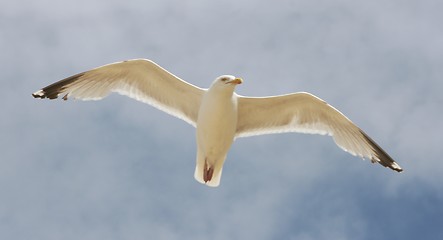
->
[194,165,223,187]
[194,153,224,187]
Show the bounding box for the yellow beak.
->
[228,77,243,85]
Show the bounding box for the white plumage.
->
[33,59,402,187]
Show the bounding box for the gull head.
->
[210,75,243,91]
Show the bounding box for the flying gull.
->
[32,59,403,187]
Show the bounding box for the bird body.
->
[195,79,240,186]
[32,59,402,187]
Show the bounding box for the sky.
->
[1,0,442,239]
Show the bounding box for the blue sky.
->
[1,0,442,239]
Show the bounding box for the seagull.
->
[32,59,403,187]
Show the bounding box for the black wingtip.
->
[32,91,44,99]
[32,72,85,100]
[360,129,403,173]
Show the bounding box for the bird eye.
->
[221,78,228,82]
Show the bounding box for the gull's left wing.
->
[32,59,205,127]
[236,92,403,172]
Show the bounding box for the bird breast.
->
[196,92,238,157]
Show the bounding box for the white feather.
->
[236,92,401,171]
[35,59,205,126]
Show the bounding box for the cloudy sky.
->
[1,0,442,239]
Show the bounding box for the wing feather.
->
[236,92,402,172]
[32,59,205,126]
